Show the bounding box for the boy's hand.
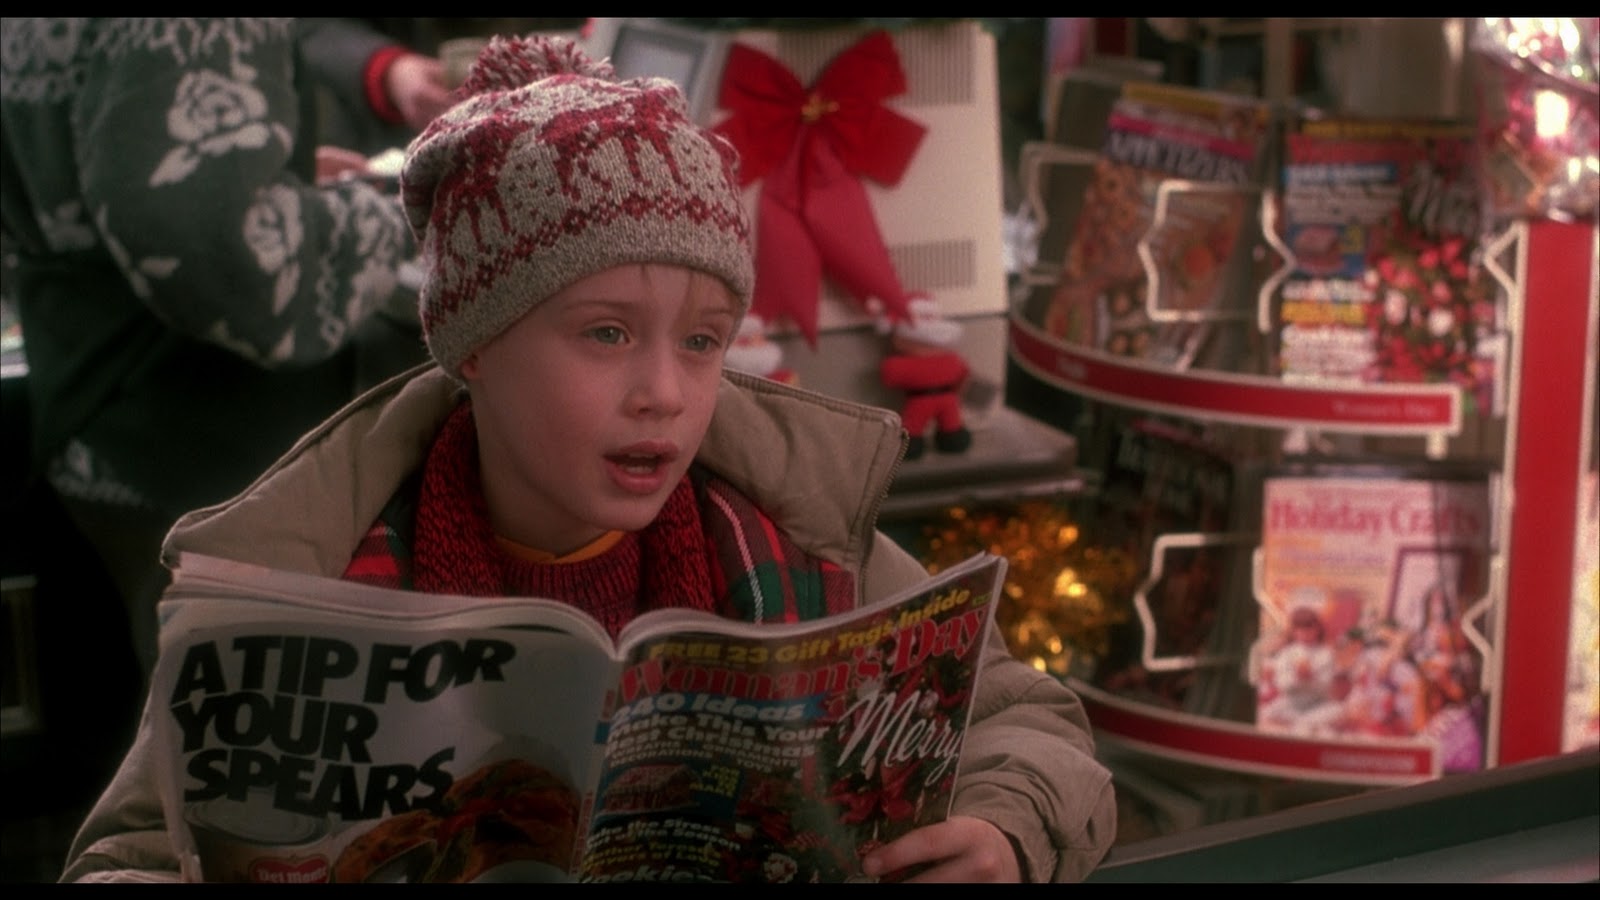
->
[860,815,1022,883]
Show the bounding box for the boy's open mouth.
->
[609,453,663,475]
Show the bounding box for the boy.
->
[61,34,1115,883]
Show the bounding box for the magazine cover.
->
[1042,81,1270,369]
[1252,464,1491,772]
[1078,414,1237,712]
[1262,117,1500,416]
[153,551,1005,883]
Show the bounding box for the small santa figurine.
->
[877,297,972,460]
[723,314,798,386]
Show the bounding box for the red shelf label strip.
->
[1008,315,1460,435]
[1074,681,1440,785]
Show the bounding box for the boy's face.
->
[461,264,739,555]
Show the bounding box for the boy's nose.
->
[624,350,686,417]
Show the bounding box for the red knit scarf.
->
[410,403,717,638]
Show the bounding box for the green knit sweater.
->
[0,18,423,514]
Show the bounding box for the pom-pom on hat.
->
[401,34,754,375]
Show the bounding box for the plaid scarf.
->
[343,402,855,636]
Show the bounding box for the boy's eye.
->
[588,326,626,345]
[685,333,721,353]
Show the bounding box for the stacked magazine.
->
[150,550,1006,883]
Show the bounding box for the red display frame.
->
[1494,219,1598,765]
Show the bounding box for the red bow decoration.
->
[714,30,927,347]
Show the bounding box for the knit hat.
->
[400,35,754,375]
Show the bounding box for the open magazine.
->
[152,550,1006,883]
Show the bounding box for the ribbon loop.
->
[714,29,929,346]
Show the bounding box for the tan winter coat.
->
[60,365,1116,883]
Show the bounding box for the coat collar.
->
[164,364,906,579]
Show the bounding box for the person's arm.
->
[76,18,414,369]
[943,622,1118,882]
[370,49,452,133]
[295,19,396,125]
[297,19,452,135]
[59,693,182,882]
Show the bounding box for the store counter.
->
[1088,746,1599,883]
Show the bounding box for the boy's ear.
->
[459,353,481,381]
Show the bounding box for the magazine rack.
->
[1010,155,1597,784]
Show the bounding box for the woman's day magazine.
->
[150,550,1007,883]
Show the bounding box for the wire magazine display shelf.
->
[1010,177,1597,783]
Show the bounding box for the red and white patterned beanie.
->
[401,34,753,375]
